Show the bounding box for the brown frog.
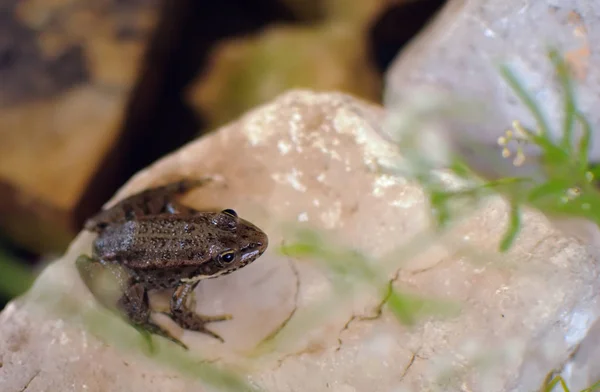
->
[76,178,268,349]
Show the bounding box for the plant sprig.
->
[413,49,600,252]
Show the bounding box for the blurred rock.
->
[188,24,382,130]
[14,0,158,90]
[0,0,160,253]
[279,0,325,21]
[0,0,315,254]
[0,86,124,252]
[566,317,600,390]
[0,90,598,391]
[383,0,600,180]
[187,0,388,130]
[367,0,447,74]
[383,0,600,387]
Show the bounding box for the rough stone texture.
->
[0,91,599,391]
[0,0,159,252]
[383,0,600,387]
[384,0,600,178]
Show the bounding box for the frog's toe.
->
[197,313,233,323]
[197,327,225,343]
[173,320,225,343]
[170,177,213,194]
[137,322,189,351]
[170,311,231,342]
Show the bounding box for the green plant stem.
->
[499,65,552,137]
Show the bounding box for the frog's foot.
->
[162,177,214,194]
[161,177,216,214]
[170,283,231,342]
[117,282,152,324]
[84,176,214,231]
[169,310,232,343]
[135,322,189,351]
[118,282,190,350]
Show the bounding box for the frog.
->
[75,178,268,350]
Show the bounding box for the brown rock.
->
[0,0,159,252]
[0,86,124,252]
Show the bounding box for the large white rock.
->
[385,0,600,179]
[384,0,600,388]
[0,90,598,391]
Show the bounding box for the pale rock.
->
[384,0,600,179]
[384,0,600,387]
[0,91,598,392]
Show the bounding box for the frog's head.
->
[200,209,268,278]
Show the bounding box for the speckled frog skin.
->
[76,179,268,349]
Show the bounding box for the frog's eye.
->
[218,250,236,265]
[221,209,237,217]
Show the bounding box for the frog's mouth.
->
[240,242,266,263]
[235,238,266,267]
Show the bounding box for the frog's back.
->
[93,214,218,269]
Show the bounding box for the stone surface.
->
[384,0,600,179]
[0,0,159,252]
[383,0,600,387]
[0,91,599,391]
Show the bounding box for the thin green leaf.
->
[542,376,559,392]
[527,180,571,204]
[386,291,461,326]
[279,242,320,257]
[549,49,576,152]
[499,64,552,137]
[430,191,452,228]
[584,379,600,392]
[538,192,600,223]
[587,163,600,183]
[541,374,571,392]
[477,176,532,192]
[448,158,474,179]
[557,376,570,392]
[386,291,420,325]
[519,125,569,162]
[576,110,592,170]
[499,203,521,252]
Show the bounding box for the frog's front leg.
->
[117,282,189,350]
[76,255,189,350]
[169,282,232,342]
[84,177,212,232]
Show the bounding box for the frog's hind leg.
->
[169,282,232,342]
[84,177,213,231]
[77,255,190,350]
[118,282,189,350]
[149,178,214,215]
[76,255,188,350]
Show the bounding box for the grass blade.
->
[548,49,576,151]
[499,203,521,252]
[499,65,552,137]
[576,111,592,171]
